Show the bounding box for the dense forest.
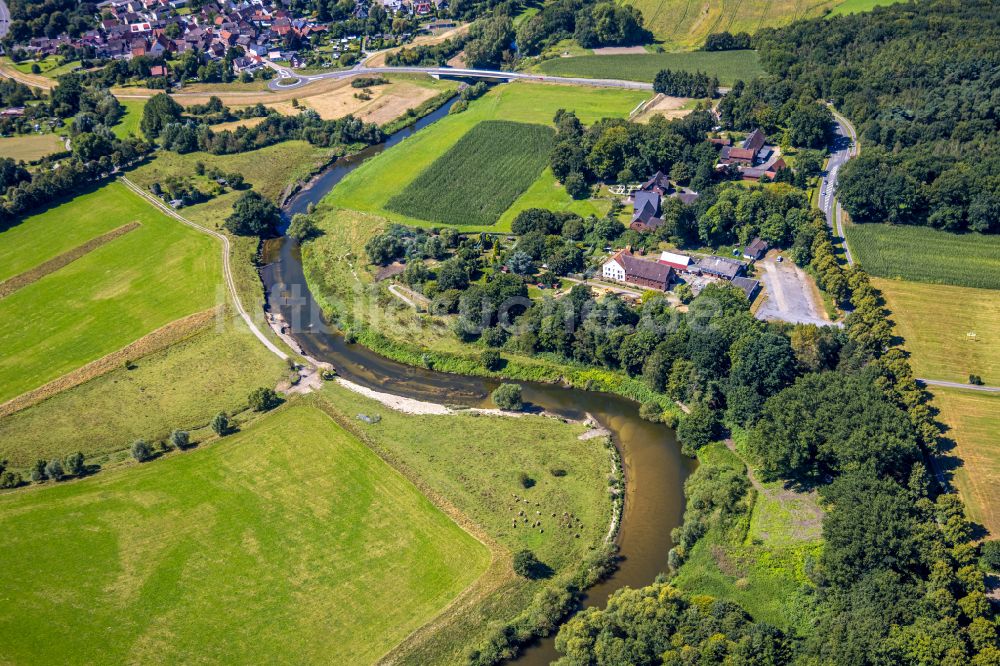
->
[1,0,95,43]
[750,0,1000,233]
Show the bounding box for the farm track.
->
[118,176,290,362]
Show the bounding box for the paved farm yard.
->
[755,254,833,327]
[0,405,489,664]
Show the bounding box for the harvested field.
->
[386,120,555,226]
[873,278,1000,385]
[592,45,649,55]
[631,93,695,122]
[0,134,65,161]
[929,387,1000,537]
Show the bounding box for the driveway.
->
[755,254,837,327]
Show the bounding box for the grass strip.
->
[0,307,218,419]
[0,222,141,299]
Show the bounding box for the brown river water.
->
[259,94,693,664]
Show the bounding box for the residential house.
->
[602,250,674,291]
[742,237,768,261]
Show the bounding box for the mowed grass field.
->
[536,50,763,85]
[0,405,489,664]
[316,383,613,663]
[386,120,555,226]
[0,182,220,402]
[873,278,999,385]
[0,318,288,466]
[331,82,649,232]
[0,133,65,161]
[929,387,1000,537]
[626,0,841,48]
[847,223,1000,290]
[112,100,145,139]
[828,0,908,15]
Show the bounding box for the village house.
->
[742,237,768,261]
[628,172,700,233]
[696,255,747,280]
[657,251,694,272]
[602,250,674,291]
[716,128,788,181]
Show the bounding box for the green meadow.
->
[0,318,289,466]
[330,82,649,232]
[0,182,220,402]
[0,405,489,665]
[536,50,763,85]
[112,100,146,139]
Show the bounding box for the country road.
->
[918,379,1000,393]
[0,0,10,39]
[819,108,858,266]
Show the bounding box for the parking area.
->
[755,253,838,327]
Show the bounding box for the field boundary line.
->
[118,176,290,362]
[0,307,219,419]
[0,221,141,299]
[312,396,514,666]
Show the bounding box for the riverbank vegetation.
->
[0,404,490,664]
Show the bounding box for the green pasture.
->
[7,55,81,78]
[536,50,763,85]
[386,120,554,226]
[316,382,613,663]
[498,168,611,226]
[0,133,65,162]
[330,82,649,232]
[0,318,288,466]
[0,405,489,664]
[0,182,220,402]
[845,222,1000,290]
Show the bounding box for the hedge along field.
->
[329,82,650,232]
[0,405,490,664]
[845,222,1000,289]
[535,50,763,85]
[0,181,220,402]
[386,121,555,226]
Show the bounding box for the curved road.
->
[266,62,654,91]
[0,0,9,39]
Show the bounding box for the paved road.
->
[0,0,10,39]
[917,378,1000,393]
[267,64,655,92]
[119,176,290,363]
[819,109,858,265]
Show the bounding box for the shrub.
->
[550,468,567,477]
[492,383,523,411]
[64,452,85,476]
[170,430,190,450]
[675,283,694,304]
[131,440,154,462]
[968,374,984,386]
[481,349,502,371]
[638,400,663,423]
[30,459,47,483]
[211,412,232,436]
[0,470,23,489]
[482,326,509,348]
[519,472,535,489]
[44,459,64,481]
[676,404,719,455]
[512,549,542,578]
[248,387,281,412]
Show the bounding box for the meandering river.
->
[259,96,693,664]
